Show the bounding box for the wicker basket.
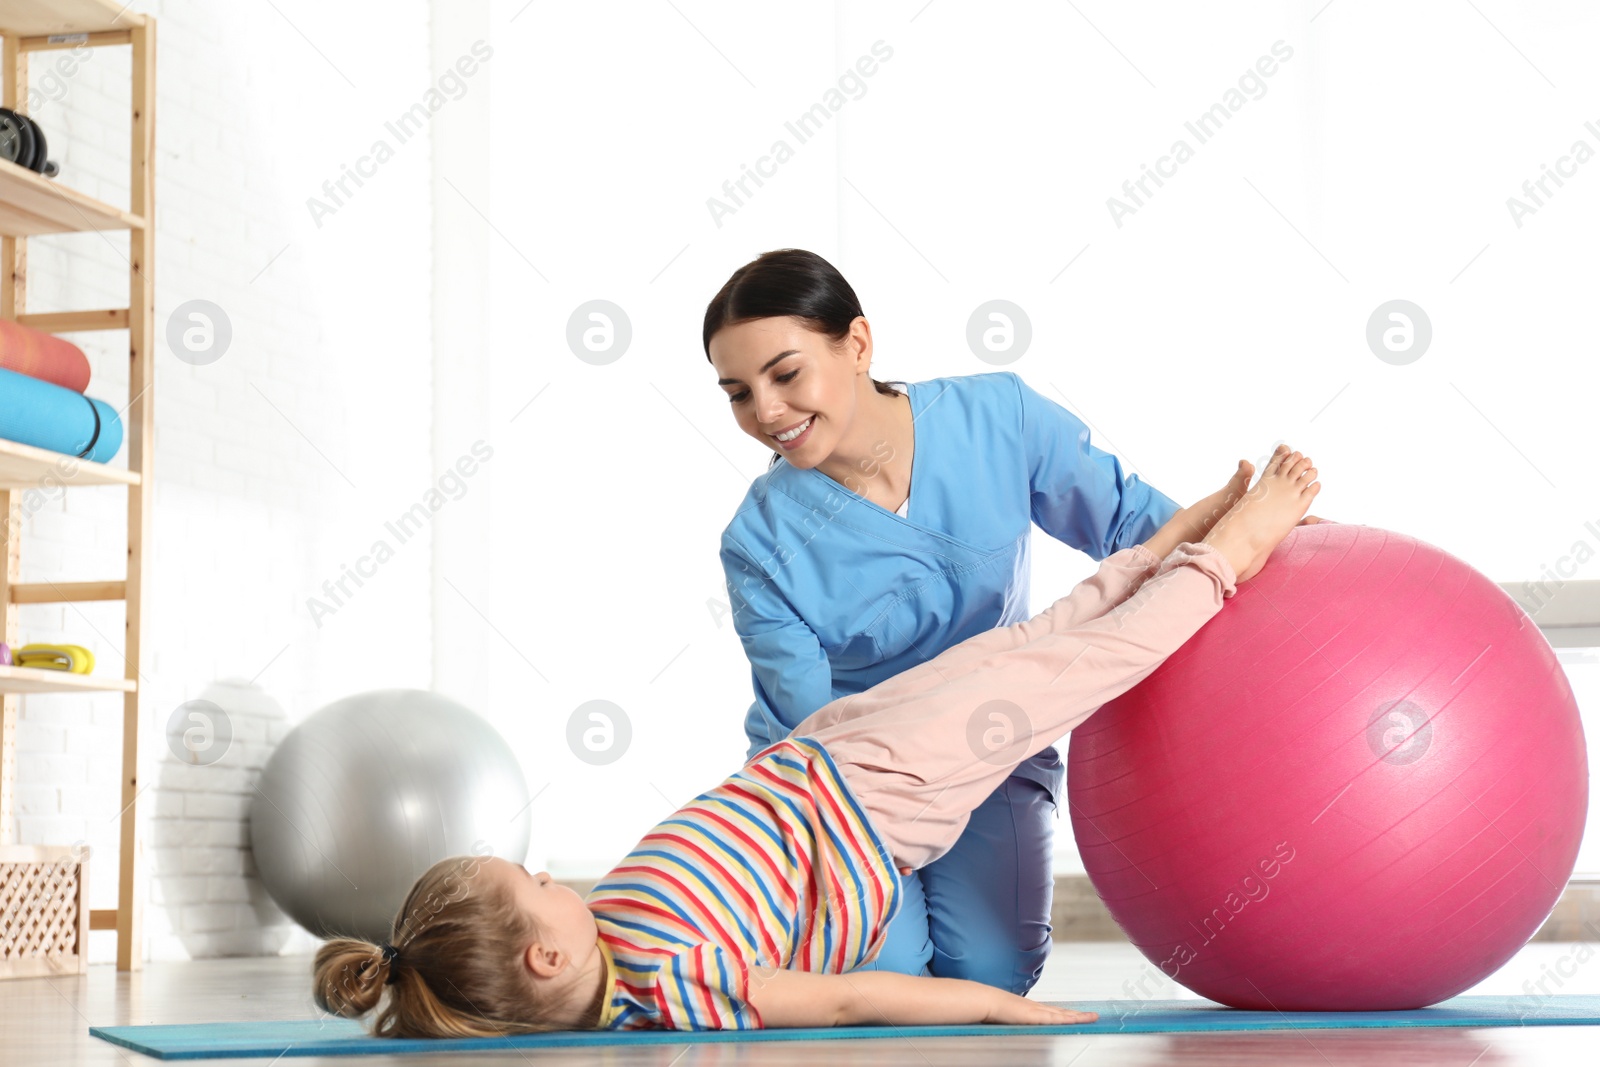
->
[0,844,89,979]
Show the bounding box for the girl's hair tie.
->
[380,943,402,984]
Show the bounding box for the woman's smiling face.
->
[708,316,868,467]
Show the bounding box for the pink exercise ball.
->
[1067,523,1588,1011]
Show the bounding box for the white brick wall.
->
[10,1,437,962]
[146,679,312,959]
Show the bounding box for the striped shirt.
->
[584,737,901,1030]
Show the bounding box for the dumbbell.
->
[0,107,59,178]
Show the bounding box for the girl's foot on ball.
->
[1188,459,1255,540]
[1142,459,1256,561]
[1203,445,1321,582]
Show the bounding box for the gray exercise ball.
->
[248,688,531,942]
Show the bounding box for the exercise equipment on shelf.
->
[14,644,95,674]
[0,366,123,462]
[0,107,60,178]
[0,318,91,392]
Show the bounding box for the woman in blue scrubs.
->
[702,248,1180,994]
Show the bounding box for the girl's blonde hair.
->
[312,855,604,1037]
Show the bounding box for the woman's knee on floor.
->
[921,775,1058,995]
[935,930,1052,995]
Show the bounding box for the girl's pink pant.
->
[794,541,1237,871]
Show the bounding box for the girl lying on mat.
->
[313,445,1320,1036]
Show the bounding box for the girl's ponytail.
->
[309,856,603,1037]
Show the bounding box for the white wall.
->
[428,0,495,718]
[465,0,1600,878]
[11,0,436,961]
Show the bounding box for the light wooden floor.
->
[8,941,1600,1066]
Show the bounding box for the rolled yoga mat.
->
[0,318,91,392]
[0,367,123,462]
[14,643,95,673]
[87,995,1600,1060]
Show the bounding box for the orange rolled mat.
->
[0,318,91,392]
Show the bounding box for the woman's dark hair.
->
[704,250,903,466]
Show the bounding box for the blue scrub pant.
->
[849,768,1057,994]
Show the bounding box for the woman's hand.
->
[981,986,1099,1026]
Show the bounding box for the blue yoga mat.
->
[89,995,1600,1060]
[0,366,123,463]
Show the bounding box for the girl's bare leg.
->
[1141,459,1254,561]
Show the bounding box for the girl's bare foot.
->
[1202,445,1321,582]
[1142,460,1256,561]
[1189,459,1255,539]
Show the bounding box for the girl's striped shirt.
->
[584,736,901,1030]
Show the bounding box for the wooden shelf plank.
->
[0,437,138,489]
[16,308,129,332]
[0,0,142,37]
[0,157,142,236]
[0,664,134,694]
[10,580,125,604]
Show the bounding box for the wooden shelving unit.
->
[0,0,154,972]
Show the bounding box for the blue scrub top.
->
[720,370,1178,799]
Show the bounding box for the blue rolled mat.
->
[0,366,123,462]
[87,995,1600,1060]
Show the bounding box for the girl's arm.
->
[744,966,1098,1028]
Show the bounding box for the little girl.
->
[314,446,1321,1036]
